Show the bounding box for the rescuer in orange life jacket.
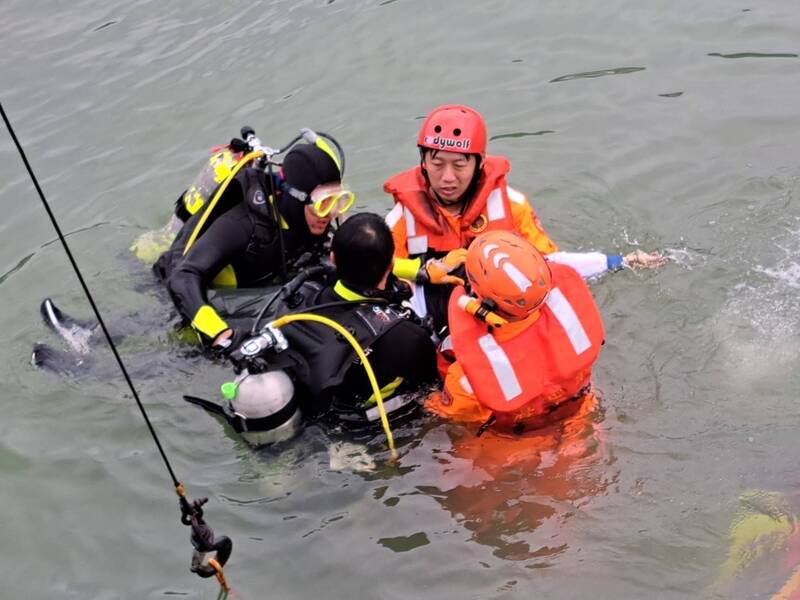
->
[426,230,606,434]
[383,104,664,331]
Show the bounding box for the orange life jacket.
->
[447,263,605,420]
[383,155,517,257]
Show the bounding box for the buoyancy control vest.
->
[154,167,291,285]
[266,281,410,411]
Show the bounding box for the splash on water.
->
[715,224,800,384]
[663,246,706,270]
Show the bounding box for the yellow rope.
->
[271,313,398,460]
[183,150,265,255]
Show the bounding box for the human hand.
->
[211,328,235,354]
[421,248,468,285]
[623,250,668,269]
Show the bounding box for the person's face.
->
[304,203,333,235]
[423,151,478,202]
[304,181,344,234]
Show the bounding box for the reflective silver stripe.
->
[459,375,474,394]
[385,203,403,228]
[491,252,510,268]
[403,207,428,254]
[402,207,428,254]
[365,393,415,422]
[404,207,416,236]
[408,235,428,255]
[439,334,453,352]
[506,186,526,205]
[409,282,428,319]
[486,188,505,221]
[502,262,532,292]
[545,287,591,354]
[477,333,522,402]
[482,243,500,259]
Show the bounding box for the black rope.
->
[0,101,181,489]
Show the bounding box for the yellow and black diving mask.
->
[308,186,355,218]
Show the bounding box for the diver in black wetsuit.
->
[154,141,353,347]
[36,213,438,438]
[213,212,439,426]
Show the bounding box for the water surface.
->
[2,1,800,598]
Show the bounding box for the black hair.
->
[332,212,394,290]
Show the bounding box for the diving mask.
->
[308,187,355,218]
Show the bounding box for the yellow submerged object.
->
[715,490,795,593]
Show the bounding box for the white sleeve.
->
[406,282,428,319]
[545,251,609,279]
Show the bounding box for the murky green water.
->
[2,1,800,598]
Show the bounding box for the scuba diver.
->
[34,127,352,369]
[36,213,439,445]
[426,229,604,432]
[153,128,355,349]
[383,104,665,331]
[184,212,439,442]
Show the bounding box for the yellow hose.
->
[183,150,265,255]
[270,313,398,460]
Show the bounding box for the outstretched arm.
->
[546,250,666,279]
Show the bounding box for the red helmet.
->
[465,231,552,319]
[417,104,487,157]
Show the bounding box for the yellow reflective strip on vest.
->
[191,305,229,339]
[393,257,422,281]
[211,264,237,288]
[477,333,522,401]
[366,376,404,405]
[333,280,370,301]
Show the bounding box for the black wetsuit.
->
[153,167,328,340]
[311,285,437,420]
[214,279,438,423]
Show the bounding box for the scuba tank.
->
[174,128,258,223]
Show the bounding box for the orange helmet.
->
[417,104,487,157]
[465,231,552,319]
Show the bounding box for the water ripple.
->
[489,130,555,141]
[549,66,645,83]
[708,52,798,59]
